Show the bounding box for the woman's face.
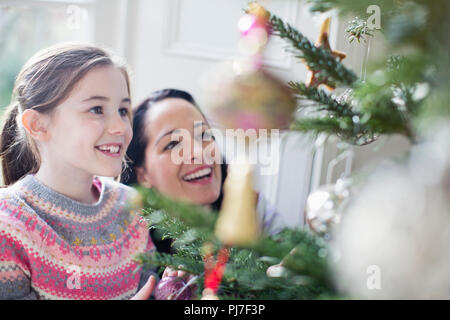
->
[137,98,222,205]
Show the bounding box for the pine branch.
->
[137,251,204,276]
[137,186,217,230]
[291,117,349,135]
[289,81,356,117]
[307,0,449,52]
[142,208,219,258]
[219,241,334,300]
[269,14,358,87]
[143,209,190,240]
[307,0,392,16]
[252,229,332,284]
[137,190,339,299]
[353,81,416,142]
[288,75,417,144]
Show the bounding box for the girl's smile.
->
[95,142,123,158]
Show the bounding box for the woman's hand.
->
[130,275,156,300]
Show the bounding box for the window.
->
[0,0,95,109]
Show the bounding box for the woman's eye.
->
[119,107,130,117]
[202,130,215,141]
[89,106,103,114]
[163,140,180,151]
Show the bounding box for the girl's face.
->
[137,98,222,205]
[45,65,132,178]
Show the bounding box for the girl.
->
[121,89,283,255]
[0,43,156,300]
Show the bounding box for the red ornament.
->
[203,246,230,294]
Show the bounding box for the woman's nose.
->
[190,139,204,164]
[202,141,219,165]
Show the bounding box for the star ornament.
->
[306,17,347,90]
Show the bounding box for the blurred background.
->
[0,0,411,229]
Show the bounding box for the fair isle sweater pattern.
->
[0,175,154,300]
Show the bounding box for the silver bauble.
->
[305,178,351,239]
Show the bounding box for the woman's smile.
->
[181,165,214,185]
[133,97,222,205]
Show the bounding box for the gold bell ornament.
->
[214,161,261,246]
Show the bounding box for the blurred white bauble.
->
[331,123,450,299]
[306,178,352,240]
[266,263,290,278]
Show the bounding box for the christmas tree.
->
[136,0,450,300]
[271,0,448,145]
[137,186,336,300]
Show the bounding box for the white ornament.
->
[332,123,450,299]
[305,178,351,239]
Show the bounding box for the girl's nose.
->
[107,113,127,135]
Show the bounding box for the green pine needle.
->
[269,14,358,87]
[135,187,338,299]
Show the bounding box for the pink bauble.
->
[154,276,192,300]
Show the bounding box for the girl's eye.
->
[119,107,130,117]
[89,106,103,114]
[163,140,180,151]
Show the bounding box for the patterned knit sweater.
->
[0,175,155,300]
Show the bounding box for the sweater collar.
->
[15,175,108,216]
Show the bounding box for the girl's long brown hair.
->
[0,42,131,186]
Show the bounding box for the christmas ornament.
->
[239,2,271,55]
[345,17,374,44]
[306,17,347,90]
[201,288,220,300]
[201,3,297,133]
[205,69,297,133]
[247,2,271,21]
[305,178,351,239]
[204,246,229,293]
[266,246,311,278]
[332,123,450,299]
[154,276,192,300]
[200,243,230,300]
[335,88,379,146]
[266,263,290,278]
[214,162,261,246]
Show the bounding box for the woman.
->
[121,89,282,254]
